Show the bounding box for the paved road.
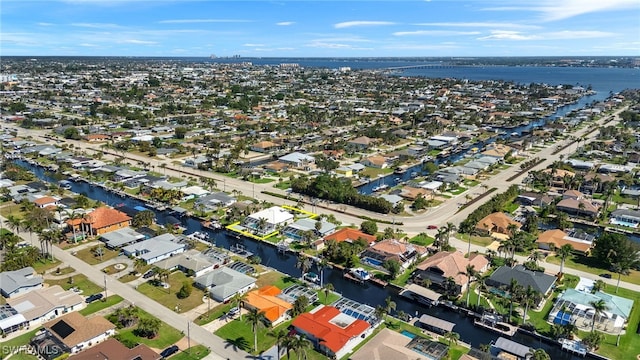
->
[2,215,251,360]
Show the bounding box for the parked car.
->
[427,225,438,229]
[143,269,156,279]
[161,345,179,358]
[85,293,103,303]
[599,273,612,279]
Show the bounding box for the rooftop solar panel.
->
[50,320,75,339]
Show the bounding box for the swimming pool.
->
[364,257,383,266]
[401,330,417,339]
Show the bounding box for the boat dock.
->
[368,277,388,287]
[343,272,365,284]
[474,313,517,337]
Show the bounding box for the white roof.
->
[421,181,443,190]
[181,185,210,196]
[248,206,294,224]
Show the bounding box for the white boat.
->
[303,272,320,284]
[372,184,389,192]
[59,180,72,189]
[349,267,371,281]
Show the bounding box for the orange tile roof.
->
[84,207,131,229]
[34,196,57,206]
[245,286,292,323]
[475,212,521,235]
[292,306,370,354]
[536,229,592,253]
[417,251,489,286]
[323,228,376,245]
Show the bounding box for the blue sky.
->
[2,0,639,57]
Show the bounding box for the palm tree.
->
[322,283,334,305]
[528,250,544,266]
[556,244,574,274]
[231,291,248,321]
[6,215,22,235]
[296,254,312,276]
[521,286,540,323]
[245,308,267,353]
[384,296,396,316]
[268,328,288,359]
[476,273,490,308]
[443,331,460,347]
[290,335,312,360]
[507,279,522,323]
[527,348,551,360]
[464,264,476,307]
[591,279,606,293]
[317,257,329,287]
[588,299,609,332]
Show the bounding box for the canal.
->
[18,160,587,358]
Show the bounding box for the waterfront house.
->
[69,338,160,360]
[32,312,115,359]
[99,227,146,249]
[154,249,218,277]
[556,190,599,218]
[474,212,521,239]
[361,155,388,169]
[243,286,292,326]
[195,192,236,210]
[194,267,256,302]
[0,267,43,298]
[67,207,131,237]
[360,239,425,270]
[536,229,594,255]
[121,233,186,264]
[291,305,371,359]
[548,288,633,332]
[414,251,489,295]
[7,285,84,329]
[609,209,640,228]
[487,265,556,301]
[349,328,433,360]
[241,206,294,236]
[282,218,336,241]
[33,196,59,209]
[323,228,376,246]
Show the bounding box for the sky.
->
[2,0,639,57]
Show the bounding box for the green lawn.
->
[438,339,469,360]
[46,274,103,295]
[215,318,292,355]
[31,257,62,274]
[459,284,492,310]
[503,202,519,214]
[75,245,120,265]
[360,167,393,178]
[4,353,38,360]
[170,345,210,360]
[390,267,414,287]
[274,180,291,190]
[0,328,40,357]
[79,295,124,315]
[592,284,640,359]
[546,254,640,286]
[194,302,234,326]
[290,348,329,360]
[316,290,341,305]
[448,186,468,195]
[111,308,183,349]
[259,271,299,289]
[409,234,434,246]
[456,233,495,247]
[250,178,275,184]
[463,180,480,187]
[136,272,204,313]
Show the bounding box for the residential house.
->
[361,155,388,169]
[241,206,294,236]
[67,207,132,237]
[195,192,236,211]
[194,267,256,302]
[278,152,315,169]
[69,338,160,360]
[481,143,515,160]
[323,228,376,246]
[360,239,425,270]
[251,140,279,153]
[0,305,28,335]
[516,192,554,207]
[7,285,84,328]
[547,288,633,333]
[347,136,375,151]
[84,134,109,142]
[121,233,186,264]
[0,267,43,298]
[610,209,640,228]
[487,265,556,301]
[155,250,219,278]
[541,168,575,187]
[556,190,599,218]
[536,229,594,255]
[475,212,522,239]
[282,218,336,242]
[292,305,372,359]
[349,328,432,360]
[414,251,489,294]
[100,227,146,249]
[243,286,292,326]
[33,196,59,209]
[32,312,116,359]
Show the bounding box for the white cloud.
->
[483,0,639,22]
[334,21,395,29]
[276,22,295,26]
[416,22,539,30]
[393,30,480,36]
[478,30,616,41]
[71,22,123,29]
[311,36,372,43]
[120,39,157,45]
[243,43,265,47]
[79,43,99,47]
[37,22,55,26]
[159,19,251,24]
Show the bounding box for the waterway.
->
[17,160,585,358]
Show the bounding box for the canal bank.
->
[15,159,595,359]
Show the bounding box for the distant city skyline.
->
[2,0,639,57]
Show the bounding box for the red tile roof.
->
[292,306,370,354]
[34,196,57,206]
[84,207,131,229]
[323,228,376,245]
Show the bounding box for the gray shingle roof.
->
[194,267,256,302]
[488,265,556,294]
[0,267,43,297]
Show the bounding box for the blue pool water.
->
[364,257,383,267]
[401,330,417,339]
